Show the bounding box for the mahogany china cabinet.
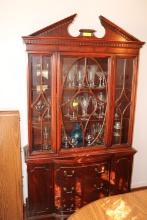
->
[23,14,144,219]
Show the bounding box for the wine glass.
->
[64,97,71,118]
[79,94,91,118]
[97,92,105,118]
[42,64,49,79]
[70,137,78,148]
[86,133,94,145]
[88,65,97,87]
[62,134,70,149]
[67,66,76,87]
[43,127,49,150]
[77,69,83,87]
[35,100,45,112]
[97,71,105,88]
[92,98,98,117]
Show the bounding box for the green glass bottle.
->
[70,123,83,147]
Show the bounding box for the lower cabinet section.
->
[26,151,135,219]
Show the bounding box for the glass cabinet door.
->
[30,55,52,152]
[60,56,109,150]
[112,58,134,145]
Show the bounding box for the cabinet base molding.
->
[131,186,147,192]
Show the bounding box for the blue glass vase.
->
[71,123,83,147]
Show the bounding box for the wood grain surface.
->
[68,189,147,220]
[0,111,23,220]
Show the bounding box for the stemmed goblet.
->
[79,94,91,119]
[77,69,83,87]
[88,65,97,87]
[67,66,76,87]
[43,127,49,150]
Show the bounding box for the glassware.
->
[36,63,41,77]
[113,121,121,144]
[115,112,119,119]
[42,62,49,80]
[77,69,83,87]
[43,127,49,150]
[97,71,105,88]
[97,92,105,118]
[79,94,91,118]
[98,92,105,102]
[36,63,49,80]
[91,123,97,136]
[113,121,121,137]
[70,123,83,147]
[68,66,76,87]
[36,84,48,92]
[70,137,78,148]
[44,108,51,119]
[114,121,121,129]
[86,132,94,145]
[70,98,79,120]
[35,100,45,112]
[62,133,70,149]
[88,65,97,87]
[64,97,71,118]
[97,104,105,119]
[92,98,98,117]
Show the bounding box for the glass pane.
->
[60,56,108,149]
[31,56,51,152]
[112,58,134,144]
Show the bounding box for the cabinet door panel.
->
[28,164,53,216]
[58,56,109,150]
[29,55,54,153]
[109,156,133,195]
[112,58,135,145]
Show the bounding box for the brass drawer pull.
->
[95,166,105,174]
[94,183,104,190]
[63,170,75,177]
[63,204,74,210]
[63,186,75,194]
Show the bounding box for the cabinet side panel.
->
[0,111,23,220]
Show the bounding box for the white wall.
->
[0,0,147,201]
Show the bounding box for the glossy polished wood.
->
[23,14,144,219]
[0,111,23,220]
[68,189,147,220]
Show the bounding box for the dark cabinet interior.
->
[23,14,144,219]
